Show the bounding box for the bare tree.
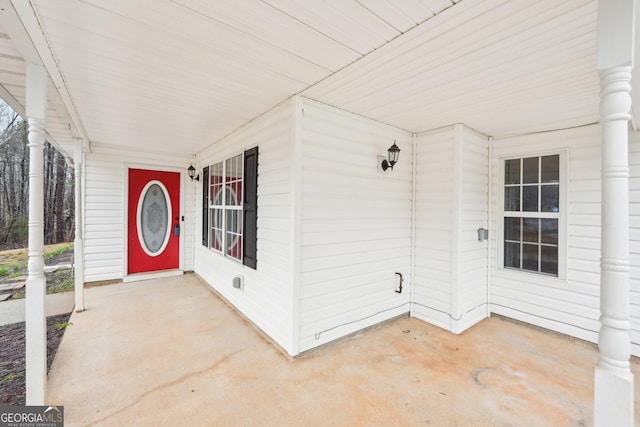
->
[0,101,74,249]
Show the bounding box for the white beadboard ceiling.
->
[0,0,629,155]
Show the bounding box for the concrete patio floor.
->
[47,274,640,426]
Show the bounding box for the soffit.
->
[29,0,454,153]
[304,0,600,137]
[0,0,607,154]
[0,17,78,156]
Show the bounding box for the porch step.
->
[0,293,11,301]
[0,282,25,291]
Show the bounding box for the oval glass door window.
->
[137,181,172,257]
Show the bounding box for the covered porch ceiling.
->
[0,0,635,156]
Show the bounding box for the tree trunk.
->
[54,152,66,242]
[43,143,55,244]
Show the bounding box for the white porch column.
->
[595,1,635,426]
[73,141,84,312]
[25,62,48,405]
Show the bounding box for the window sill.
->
[493,267,568,287]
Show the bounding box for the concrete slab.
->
[0,292,75,326]
[47,275,640,426]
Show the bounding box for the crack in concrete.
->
[87,351,241,426]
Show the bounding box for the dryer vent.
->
[232,275,244,291]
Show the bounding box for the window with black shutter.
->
[203,147,258,269]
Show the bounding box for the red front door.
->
[127,169,180,274]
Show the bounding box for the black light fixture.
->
[188,164,199,181]
[381,141,401,171]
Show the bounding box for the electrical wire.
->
[314,302,411,340]
[314,300,491,341]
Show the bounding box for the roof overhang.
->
[0,0,89,157]
[0,0,631,156]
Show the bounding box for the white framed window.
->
[209,154,244,262]
[202,147,258,269]
[499,152,566,278]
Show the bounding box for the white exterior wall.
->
[489,125,604,349]
[298,99,412,352]
[83,144,193,282]
[413,127,454,329]
[413,125,489,333]
[83,109,640,357]
[193,100,295,355]
[458,127,490,330]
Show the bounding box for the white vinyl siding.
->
[413,125,489,333]
[83,144,193,282]
[458,127,490,329]
[194,100,294,355]
[83,106,640,358]
[298,99,412,352]
[413,127,454,329]
[490,125,601,347]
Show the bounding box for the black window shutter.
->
[202,166,209,247]
[243,147,258,269]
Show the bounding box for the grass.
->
[48,273,74,294]
[44,243,73,260]
[54,321,73,330]
[0,243,74,299]
[1,371,24,382]
[0,243,72,277]
[10,269,74,300]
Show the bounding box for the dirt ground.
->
[0,312,71,406]
[0,245,74,405]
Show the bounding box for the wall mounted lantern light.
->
[188,165,199,181]
[381,141,401,171]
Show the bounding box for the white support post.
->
[73,141,84,312]
[595,1,635,425]
[596,64,634,426]
[25,62,47,405]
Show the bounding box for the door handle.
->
[174,223,180,236]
